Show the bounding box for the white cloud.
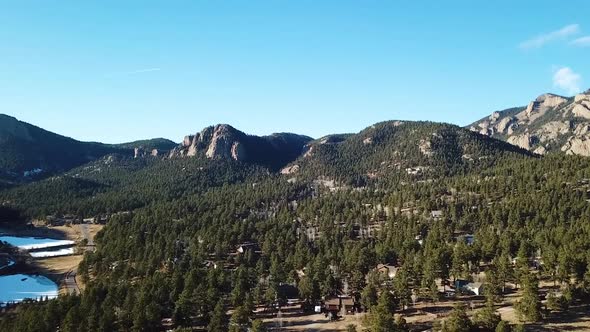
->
[571,36,590,47]
[520,24,580,49]
[553,67,582,95]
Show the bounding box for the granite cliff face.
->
[168,124,312,170]
[469,89,590,155]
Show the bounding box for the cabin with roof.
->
[376,263,399,279]
[430,210,443,220]
[464,282,483,296]
[324,296,357,316]
[236,242,261,255]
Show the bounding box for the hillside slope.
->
[0,114,126,181]
[280,121,532,185]
[469,89,590,155]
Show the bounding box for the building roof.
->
[341,297,354,306]
[325,298,340,306]
[431,210,443,217]
[376,264,398,275]
[466,282,483,289]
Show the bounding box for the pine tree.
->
[251,319,267,332]
[208,300,228,332]
[515,272,541,322]
[495,320,512,332]
[473,298,500,330]
[442,304,472,332]
[366,291,398,332]
[228,305,250,332]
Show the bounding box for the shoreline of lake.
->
[0,225,82,303]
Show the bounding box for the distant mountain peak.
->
[469,89,590,156]
[169,124,312,170]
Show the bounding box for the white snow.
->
[29,248,75,258]
[19,240,75,250]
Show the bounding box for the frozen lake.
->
[0,235,74,250]
[0,274,58,304]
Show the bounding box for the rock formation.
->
[469,89,590,155]
[166,124,312,169]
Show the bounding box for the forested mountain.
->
[0,115,179,187]
[284,121,532,185]
[0,114,124,181]
[115,138,177,151]
[1,120,530,219]
[0,155,271,218]
[470,89,590,155]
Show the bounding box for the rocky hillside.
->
[281,121,532,184]
[469,89,590,155]
[168,124,312,170]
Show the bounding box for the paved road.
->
[80,223,93,246]
[63,269,80,295]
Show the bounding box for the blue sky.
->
[1,1,589,143]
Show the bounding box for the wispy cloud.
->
[104,68,162,78]
[520,24,580,49]
[553,67,582,95]
[571,36,590,47]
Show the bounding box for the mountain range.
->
[1,88,588,187]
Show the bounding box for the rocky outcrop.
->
[537,121,570,142]
[280,165,300,175]
[182,135,194,147]
[533,146,547,155]
[562,136,590,156]
[167,124,312,170]
[205,125,238,160]
[575,90,590,103]
[572,102,590,119]
[134,147,160,158]
[469,89,590,156]
[507,133,532,150]
[497,117,515,134]
[520,94,567,123]
[230,142,246,161]
[419,139,433,156]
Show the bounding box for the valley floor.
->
[263,288,590,331]
[2,223,102,295]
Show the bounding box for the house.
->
[324,297,341,312]
[444,290,456,298]
[464,282,483,296]
[341,297,355,315]
[430,210,443,219]
[415,235,424,246]
[456,234,475,245]
[406,167,424,175]
[455,279,470,289]
[236,243,261,254]
[324,296,356,316]
[376,264,398,279]
[203,260,218,269]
